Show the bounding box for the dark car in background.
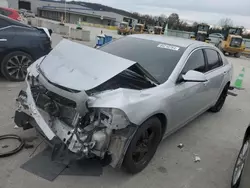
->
[231,125,250,188]
[0,15,52,81]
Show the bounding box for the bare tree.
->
[219,18,233,28]
[167,13,179,29]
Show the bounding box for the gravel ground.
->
[0,34,250,188]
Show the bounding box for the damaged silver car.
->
[15,35,232,173]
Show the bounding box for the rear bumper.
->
[223,47,244,53]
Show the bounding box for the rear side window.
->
[182,49,206,74]
[0,8,11,16]
[205,49,222,71]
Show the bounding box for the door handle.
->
[0,39,7,42]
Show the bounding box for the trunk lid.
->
[39,39,136,91]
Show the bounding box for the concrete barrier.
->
[81,30,90,41]
[70,28,90,41]
[30,18,38,27]
[29,18,92,42]
[55,24,69,35]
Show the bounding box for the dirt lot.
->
[0,35,250,188]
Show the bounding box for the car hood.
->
[39,39,136,91]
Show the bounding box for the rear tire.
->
[1,51,33,81]
[123,117,162,174]
[209,84,229,113]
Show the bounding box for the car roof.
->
[0,14,30,27]
[128,34,210,48]
[1,7,17,12]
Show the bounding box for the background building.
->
[6,0,138,26]
[0,0,9,8]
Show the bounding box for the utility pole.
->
[64,0,67,23]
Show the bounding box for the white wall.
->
[0,0,8,8]
[7,0,18,9]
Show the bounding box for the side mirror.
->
[182,70,207,82]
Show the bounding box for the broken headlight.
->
[98,108,130,130]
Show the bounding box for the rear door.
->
[0,18,15,55]
[203,48,225,105]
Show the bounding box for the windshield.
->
[198,25,209,32]
[120,23,128,29]
[100,37,185,83]
[0,14,31,28]
[229,28,242,35]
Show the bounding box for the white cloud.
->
[78,0,250,28]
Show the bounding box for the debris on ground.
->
[23,136,38,143]
[0,134,25,158]
[157,166,168,174]
[24,143,34,149]
[194,154,201,163]
[2,145,9,149]
[14,125,19,129]
[177,143,184,149]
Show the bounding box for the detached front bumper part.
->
[14,111,62,147]
[14,89,92,155]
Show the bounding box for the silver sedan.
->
[15,35,233,174]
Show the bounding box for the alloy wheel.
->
[232,139,249,186]
[6,55,32,80]
[132,128,155,164]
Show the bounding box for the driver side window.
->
[182,49,206,74]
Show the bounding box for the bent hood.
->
[39,39,136,91]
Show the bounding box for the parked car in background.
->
[209,33,224,39]
[0,15,52,81]
[0,7,21,21]
[231,125,250,188]
[15,35,232,174]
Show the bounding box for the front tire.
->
[123,117,162,174]
[209,84,229,113]
[1,51,33,81]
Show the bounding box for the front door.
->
[168,49,210,132]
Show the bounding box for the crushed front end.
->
[14,58,137,168]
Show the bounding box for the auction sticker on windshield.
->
[157,44,180,51]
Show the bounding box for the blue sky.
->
[81,0,250,28]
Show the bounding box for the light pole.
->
[64,0,67,23]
